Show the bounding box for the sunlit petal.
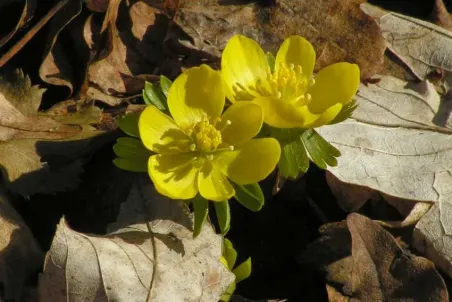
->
[308,62,360,113]
[221,102,263,146]
[275,35,316,79]
[198,160,235,202]
[221,35,268,102]
[214,138,281,185]
[168,64,225,129]
[254,96,319,128]
[139,105,191,154]
[148,153,199,200]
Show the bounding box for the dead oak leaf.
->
[171,0,386,79]
[302,213,448,301]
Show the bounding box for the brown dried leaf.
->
[0,188,43,301]
[171,0,386,79]
[430,0,452,31]
[0,0,36,48]
[302,214,448,301]
[38,178,234,301]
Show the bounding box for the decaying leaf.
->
[302,213,448,301]
[0,68,108,195]
[171,0,386,79]
[0,188,43,302]
[38,177,234,301]
[430,0,452,31]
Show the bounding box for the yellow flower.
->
[221,35,360,128]
[138,64,281,201]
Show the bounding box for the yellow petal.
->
[303,103,343,128]
[307,62,360,114]
[168,64,225,129]
[148,153,199,200]
[139,105,191,154]
[275,35,316,79]
[214,138,281,185]
[221,102,263,146]
[254,96,319,128]
[198,160,235,202]
[221,35,268,102]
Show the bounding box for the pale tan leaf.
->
[38,177,234,301]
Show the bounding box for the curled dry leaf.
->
[0,188,43,302]
[38,177,234,301]
[0,68,108,195]
[171,0,386,79]
[302,213,448,301]
[0,0,36,48]
[39,0,164,105]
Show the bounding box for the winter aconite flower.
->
[138,64,281,201]
[221,35,360,128]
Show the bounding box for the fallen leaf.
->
[38,177,234,301]
[170,0,386,79]
[429,0,452,32]
[317,76,451,213]
[0,68,110,195]
[362,2,452,93]
[0,187,43,301]
[302,213,448,301]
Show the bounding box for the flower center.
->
[185,118,234,153]
[232,62,315,106]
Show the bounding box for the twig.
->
[0,0,70,68]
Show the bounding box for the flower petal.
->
[148,153,199,200]
[221,102,263,146]
[221,35,268,102]
[214,138,281,185]
[303,103,343,128]
[254,96,319,128]
[168,64,225,129]
[307,62,360,113]
[139,105,191,154]
[275,35,316,79]
[198,160,235,202]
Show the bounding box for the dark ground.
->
[0,0,444,300]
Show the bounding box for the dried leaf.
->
[0,188,43,301]
[430,0,452,32]
[317,76,452,210]
[302,214,448,301]
[38,178,234,301]
[171,0,386,79]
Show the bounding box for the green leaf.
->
[118,112,140,137]
[266,51,276,73]
[214,201,231,234]
[113,137,151,158]
[270,127,309,178]
[160,75,172,97]
[301,129,341,169]
[143,81,167,110]
[279,135,310,178]
[232,183,264,212]
[222,239,237,270]
[232,257,252,283]
[113,158,148,172]
[193,196,209,238]
[329,99,357,124]
[220,281,236,302]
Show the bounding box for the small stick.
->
[0,0,70,68]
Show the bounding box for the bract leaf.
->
[214,201,231,234]
[143,81,167,110]
[232,257,252,283]
[160,75,172,98]
[193,195,209,238]
[232,183,264,212]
